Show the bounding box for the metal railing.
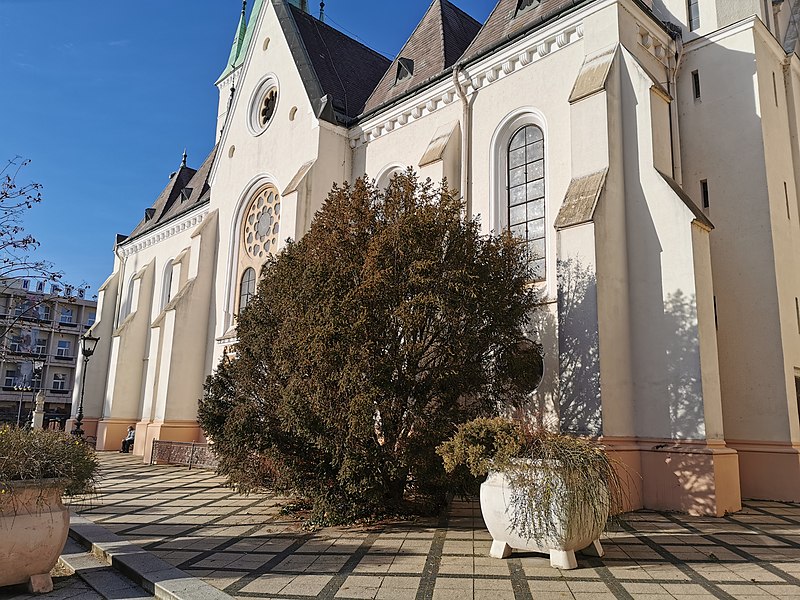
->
[149,440,218,470]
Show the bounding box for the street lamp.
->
[72,332,100,439]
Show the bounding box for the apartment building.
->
[0,278,97,428]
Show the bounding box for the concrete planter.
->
[0,479,69,593]
[480,467,606,569]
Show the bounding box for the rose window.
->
[243,187,281,259]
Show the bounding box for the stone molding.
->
[118,205,210,258]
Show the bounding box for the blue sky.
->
[0,0,495,294]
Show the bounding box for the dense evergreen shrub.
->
[199,171,539,523]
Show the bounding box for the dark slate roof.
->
[127,147,216,240]
[461,0,586,63]
[363,0,481,113]
[276,1,391,125]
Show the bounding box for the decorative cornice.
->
[636,22,672,67]
[349,19,585,149]
[118,204,210,258]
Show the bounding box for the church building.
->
[74,0,800,516]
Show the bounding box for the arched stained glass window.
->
[508,124,545,280]
[239,268,256,312]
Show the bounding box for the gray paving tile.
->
[63,453,800,600]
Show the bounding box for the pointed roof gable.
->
[363,0,481,114]
[127,148,217,240]
[273,1,391,125]
[461,0,583,63]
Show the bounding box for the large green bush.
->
[199,171,539,523]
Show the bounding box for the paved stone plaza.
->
[64,454,800,599]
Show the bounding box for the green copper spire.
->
[234,0,265,70]
[217,0,267,83]
[219,1,248,82]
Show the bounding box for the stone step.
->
[68,513,233,600]
[59,538,154,599]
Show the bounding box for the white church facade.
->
[74,0,800,516]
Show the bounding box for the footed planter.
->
[0,480,69,593]
[480,469,606,569]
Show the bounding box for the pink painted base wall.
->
[604,438,742,517]
[95,419,137,452]
[727,440,800,502]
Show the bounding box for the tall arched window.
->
[508,124,545,280]
[121,275,135,321]
[161,260,174,310]
[239,268,256,312]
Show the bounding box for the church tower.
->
[215,1,315,140]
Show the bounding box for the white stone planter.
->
[0,480,69,593]
[480,467,606,569]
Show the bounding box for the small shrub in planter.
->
[0,426,98,592]
[438,417,625,569]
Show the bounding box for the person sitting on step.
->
[120,426,135,453]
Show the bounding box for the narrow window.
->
[713,296,718,330]
[688,0,700,31]
[795,297,800,334]
[508,124,546,281]
[773,72,779,107]
[785,182,791,220]
[692,70,701,100]
[59,308,73,324]
[700,179,710,209]
[239,268,257,312]
[162,260,174,309]
[795,376,800,427]
[57,340,71,357]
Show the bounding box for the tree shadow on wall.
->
[663,289,704,440]
[553,259,706,441]
[556,258,601,437]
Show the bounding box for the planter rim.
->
[1,478,68,490]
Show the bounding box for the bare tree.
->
[0,157,87,346]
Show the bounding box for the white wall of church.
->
[209,0,324,357]
[679,20,797,445]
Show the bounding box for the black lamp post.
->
[72,332,100,439]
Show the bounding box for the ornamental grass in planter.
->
[0,426,98,593]
[437,417,625,569]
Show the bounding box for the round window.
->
[243,187,281,259]
[249,76,279,135]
